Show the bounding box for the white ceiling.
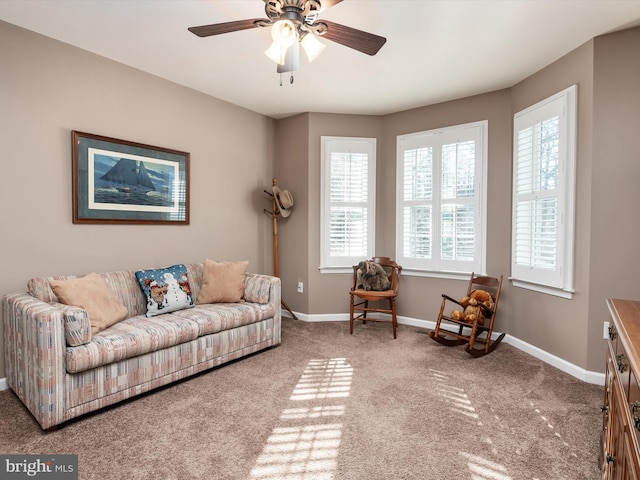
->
[2,0,640,119]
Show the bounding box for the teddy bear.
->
[355,260,391,291]
[450,289,494,325]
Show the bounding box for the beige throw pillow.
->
[196,259,249,304]
[49,273,129,335]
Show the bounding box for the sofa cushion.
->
[49,273,129,335]
[196,259,249,304]
[100,270,148,317]
[177,302,276,337]
[135,264,194,317]
[66,314,201,374]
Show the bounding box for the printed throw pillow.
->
[49,273,129,335]
[196,259,249,304]
[135,264,194,318]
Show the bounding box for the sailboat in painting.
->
[100,158,156,193]
[95,157,172,207]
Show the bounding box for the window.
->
[396,121,487,276]
[320,136,376,271]
[511,85,577,298]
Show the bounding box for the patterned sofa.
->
[2,262,281,429]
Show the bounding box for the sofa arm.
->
[244,273,281,305]
[244,274,281,345]
[3,293,68,429]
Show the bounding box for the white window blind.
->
[511,85,576,297]
[321,137,376,270]
[396,121,487,275]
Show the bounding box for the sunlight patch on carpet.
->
[428,368,480,421]
[528,400,577,457]
[250,358,353,479]
[459,452,513,480]
[429,369,513,479]
[290,358,353,401]
[280,406,346,420]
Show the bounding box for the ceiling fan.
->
[188,0,386,83]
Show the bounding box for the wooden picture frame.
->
[72,131,190,224]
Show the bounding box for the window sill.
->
[510,278,574,299]
[319,266,353,274]
[396,269,477,281]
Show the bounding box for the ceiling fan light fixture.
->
[300,32,325,62]
[271,19,297,47]
[277,40,300,74]
[265,42,287,65]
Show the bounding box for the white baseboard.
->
[283,310,605,386]
[0,377,7,391]
[504,334,605,385]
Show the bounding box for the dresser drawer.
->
[618,347,632,397]
[629,370,640,453]
[609,323,620,354]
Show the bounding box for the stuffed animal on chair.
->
[355,260,391,291]
[450,289,494,325]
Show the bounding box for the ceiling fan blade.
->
[188,19,267,38]
[318,20,386,56]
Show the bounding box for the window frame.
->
[510,85,577,298]
[320,136,377,273]
[395,120,488,278]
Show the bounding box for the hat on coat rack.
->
[272,186,294,218]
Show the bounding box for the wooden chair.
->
[349,257,402,338]
[428,272,504,357]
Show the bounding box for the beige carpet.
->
[0,318,602,479]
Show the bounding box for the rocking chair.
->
[428,272,504,357]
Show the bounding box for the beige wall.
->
[273,114,311,314]
[276,26,640,373]
[588,27,640,371]
[0,21,276,378]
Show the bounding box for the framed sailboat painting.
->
[72,131,190,224]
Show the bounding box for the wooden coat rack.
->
[264,178,298,320]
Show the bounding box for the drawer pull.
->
[607,454,616,464]
[617,353,628,373]
[632,402,640,431]
[609,325,617,340]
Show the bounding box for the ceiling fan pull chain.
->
[278,72,294,86]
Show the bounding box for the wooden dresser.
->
[602,299,640,479]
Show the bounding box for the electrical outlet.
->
[603,321,610,340]
[297,281,304,293]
